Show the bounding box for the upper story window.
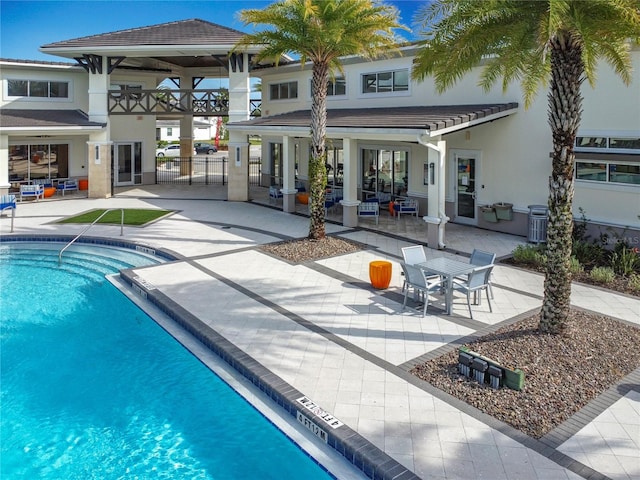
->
[576,136,640,153]
[361,69,409,94]
[270,81,298,100]
[7,79,69,98]
[327,77,346,96]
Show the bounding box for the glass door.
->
[455,154,477,224]
[115,143,133,185]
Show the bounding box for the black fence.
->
[156,156,262,186]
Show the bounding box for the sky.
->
[0,0,426,62]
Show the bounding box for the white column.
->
[0,134,9,195]
[87,57,111,198]
[282,135,297,212]
[341,137,359,227]
[227,53,251,201]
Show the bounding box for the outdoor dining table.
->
[417,257,476,315]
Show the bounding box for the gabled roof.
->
[0,110,105,131]
[229,103,519,137]
[41,19,247,49]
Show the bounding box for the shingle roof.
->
[0,110,105,129]
[41,19,247,49]
[230,103,518,133]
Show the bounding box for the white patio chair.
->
[357,201,379,224]
[395,198,419,220]
[400,262,445,317]
[451,264,494,319]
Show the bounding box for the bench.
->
[358,201,379,225]
[20,184,44,201]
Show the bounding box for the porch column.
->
[179,75,195,176]
[87,58,111,199]
[227,52,251,201]
[341,137,359,227]
[86,140,113,198]
[0,134,9,195]
[281,135,297,213]
[424,138,447,249]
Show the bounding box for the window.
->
[269,81,298,100]
[7,79,70,98]
[361,69,409,94]
[167,128,173,137]
[576,161,639,185]
[361,148,409,201]
[325,77,346,96]
[8,144,69,184]
[576,136,640,152]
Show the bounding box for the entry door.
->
[115,143,134,185]
[454,153,477,224]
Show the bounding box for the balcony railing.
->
[108,89,261,117]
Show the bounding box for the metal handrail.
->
[58,208,124,264]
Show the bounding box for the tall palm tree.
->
[235,0,405,240]
[411,0,639,334]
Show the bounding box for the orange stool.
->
[43,187,56,198]
[369,260,392,289]
[78,179,89,190]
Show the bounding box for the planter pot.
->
[493,202,513,221]
[480,205,498,223]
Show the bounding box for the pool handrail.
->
[58,208,124,264]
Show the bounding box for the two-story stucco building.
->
[1,19,638,246]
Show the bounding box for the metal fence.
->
[155,156,262,186]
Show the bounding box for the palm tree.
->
[235,0,405,240]
[411,0,639,334]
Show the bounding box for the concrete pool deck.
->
[2,185,638,480]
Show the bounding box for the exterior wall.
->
[1,62,89,111]
[254,46,639,235]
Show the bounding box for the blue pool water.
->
[0,243,332,479]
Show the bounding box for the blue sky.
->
[0,0,425,62]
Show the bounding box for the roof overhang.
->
[0,109,106,136]
[227,103,519,140]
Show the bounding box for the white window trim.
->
[4,77,73,103]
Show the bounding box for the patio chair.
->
[468,249,497,298]
[268,186,282,204]
[400,245,440,292]
[451,264,494,319]
[357,201,379,225]
[0,194,17,232]
[395,198,419,220]
[57,179,79,196]
[400,262,445,317]
[20,184,44,201]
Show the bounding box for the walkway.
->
[1,185,638,480]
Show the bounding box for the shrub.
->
[512,245,546,267]
[609,243,640,277]
[628,274,640,293]
[569,256,584,275]
[590,266,616,284]
[572,240,605,268]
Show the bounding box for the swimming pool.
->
[0,242,334,479]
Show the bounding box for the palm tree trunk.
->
[308,62,329,240]
[539,33,584,334]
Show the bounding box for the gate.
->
[156,156,262,186]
